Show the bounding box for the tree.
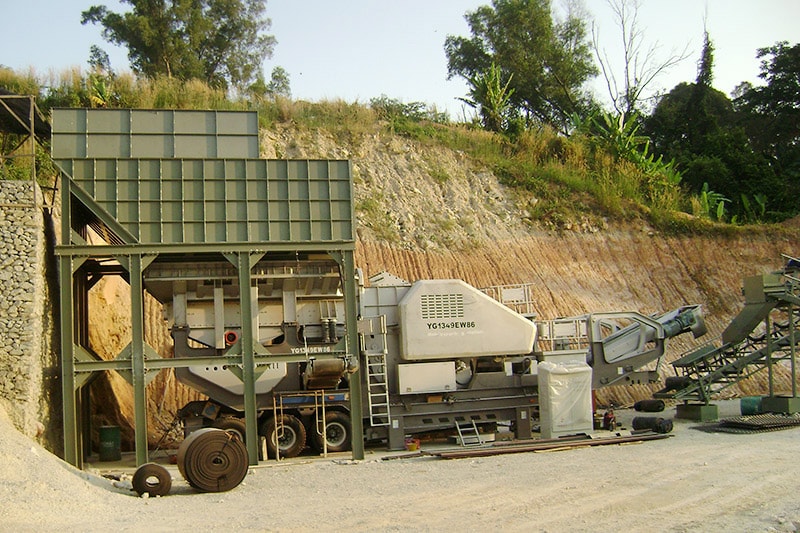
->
[734,42,800,164]
[248,65,291,100]
[593,0,689,116]
[733,42,800,218]
[266,66,291,98]
[445,0,597,132]
[645,34,779,221]
[88,45,113,74]
[81,0,276,89]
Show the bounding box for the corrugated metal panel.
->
[52,108,354,246]
[51,108,259,159]
[56,157,353,245]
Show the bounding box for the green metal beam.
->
[56,241,355,258]
[791,304,797,397]
[63,178,139,244]
[237,252,260,465]
[331,250,364,460]
[59,255,79,468]
[129,254,150,466]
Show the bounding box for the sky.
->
[1,1,799,117]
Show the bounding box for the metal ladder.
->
[362,315,391,427]
[455,420,482,446]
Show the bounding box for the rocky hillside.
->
[89,122,800,448]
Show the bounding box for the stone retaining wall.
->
[0,180,59,452]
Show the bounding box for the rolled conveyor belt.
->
[177,428,249,492]
[132,462,172,497]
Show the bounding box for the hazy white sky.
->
[2,1,799,117]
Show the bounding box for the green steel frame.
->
[53,109,364,468]
[657,261,800,410]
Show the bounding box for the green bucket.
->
[98,425,121,461]
[740,396,763,416]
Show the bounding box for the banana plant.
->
[459,63,515,133]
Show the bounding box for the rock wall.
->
[0,180,60,451]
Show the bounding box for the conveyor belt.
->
[705,413,800,434]
[655,262,800,403]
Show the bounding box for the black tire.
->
[309,411,352,453]
[132,462,172,497]
[211,416,247,441]
[260,414,306,458]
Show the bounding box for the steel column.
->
[237,252,260,465]
[129,255,149,466]
[766,316,774,397]
[59,255,79,467]
[341,249,364,460]
[791,304,797,397]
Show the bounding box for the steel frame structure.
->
[657,257,800,406]
[52,108,364,468]
[0,92,55,209]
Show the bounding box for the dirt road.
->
[2,401,799,532]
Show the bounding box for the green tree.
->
[645,33,779,221]
[266,66,291,98]
[81,0,276,89]
[734,42,800,172]
[445,0,597,132]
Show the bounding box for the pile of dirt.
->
[0,403,131,527]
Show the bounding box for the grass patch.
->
[2,68,789,233]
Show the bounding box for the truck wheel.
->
[261,415,306,458]
[310,411,351,453]
[211,417,247,441]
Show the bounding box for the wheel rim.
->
[274,425,297,451]
[325,421,347,448]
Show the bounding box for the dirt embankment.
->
[356,230,799,406]
[85,124,799,448]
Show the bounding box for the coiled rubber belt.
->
[177,428,249,492]
[132,462,172,496]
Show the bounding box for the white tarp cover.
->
[538,361,593,439]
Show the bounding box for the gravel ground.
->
[2,400,799,532]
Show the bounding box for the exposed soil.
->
[81,123,800,449]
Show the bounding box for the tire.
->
[260,414,306,458]
[309,411,352,453]
[132,462,172,497]
[211,416,247,441]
